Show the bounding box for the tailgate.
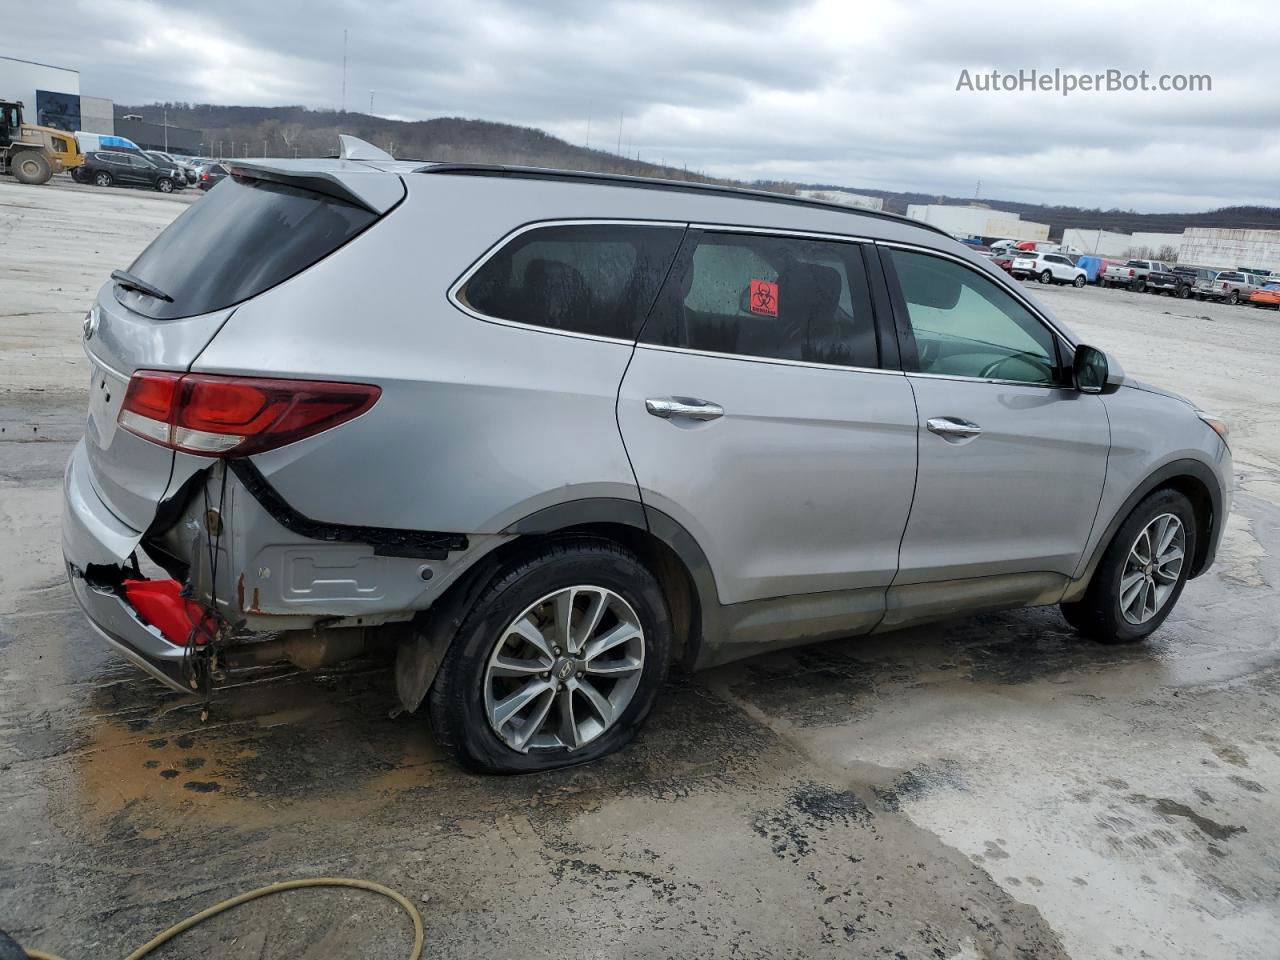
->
[84,288,233,531]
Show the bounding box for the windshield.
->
[118,175,379,320]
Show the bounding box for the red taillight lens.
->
[1128,269,1135,276]
[119,371,380,457]
[201,171,209,180]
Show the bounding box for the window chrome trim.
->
[634,341,904,377]
[688,222,877,244]
[448,218,895,372]
[874,238,1078,350]
[905,371,1080,391]
[446,217,689,346]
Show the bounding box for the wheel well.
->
[552,522,701,669]
[458,522,702,669]
[1156,475,1215,577]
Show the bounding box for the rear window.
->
[1218,272,1244,282]
[117,175,378,320]
[1125,260,1148,267]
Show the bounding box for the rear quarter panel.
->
[189,175,645,533]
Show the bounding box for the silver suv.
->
[63,138,1233,772]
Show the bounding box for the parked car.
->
[1011,250,1088,286]
[1075,255,1105,284]
[145,151,199,184]
[1145,263,1185,296]
[1159,266,1214,299]
[79,150,184,193]
[1102,259,1168,292]
[197,161,230,190]
[1247,283,1280,309]
[63,139,1233,772]
[991,251,1017,273]
[1195,270,1267,305]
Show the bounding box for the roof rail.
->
[414,163,951,238]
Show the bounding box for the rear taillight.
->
[119,371,380,457]
[1222,281,1229,290]
[1128,269,1135,276]
[201,171,209,181]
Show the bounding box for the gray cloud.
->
[12,0,1279,211]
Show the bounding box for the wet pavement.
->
[2,182,1278,959]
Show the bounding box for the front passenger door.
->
[883,247,1109,603]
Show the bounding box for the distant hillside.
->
[116,102,767,190]
[121,103,1279,236]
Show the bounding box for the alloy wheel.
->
[484,585,645,753]
[1119,513,1185,625]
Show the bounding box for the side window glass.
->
[888,248,1059,385]
[640,231,878,368]
[457,224,683,340]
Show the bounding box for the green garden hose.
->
[21,877,424,960]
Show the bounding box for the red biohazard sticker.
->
[749,279,778,317]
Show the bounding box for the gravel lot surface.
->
[2,179,1276,959]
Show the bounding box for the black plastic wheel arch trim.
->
[1075,457,1223,587]
[228,459,468,560]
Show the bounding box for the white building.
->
[1178,228,1280,273]
[797,189,885,211]
[905,204,1050,242]
[1062,229,1183,258]
[0,55,113,134]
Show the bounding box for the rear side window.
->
[457,224,684,340]
[639,231,878,368]
[118,175,378,320]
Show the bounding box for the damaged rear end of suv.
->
[63,139,494,704]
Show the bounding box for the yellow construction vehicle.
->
[1,99,83,184]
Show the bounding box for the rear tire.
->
[428,538,672,773]
[93,171,113,187]
[1039,269,1053,284]
[11,150,52,185]
[1227,291,1239,305]
[1060,488,1196,645]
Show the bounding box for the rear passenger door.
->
[618,229,918,620]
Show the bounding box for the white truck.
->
[1101,259,1170,292]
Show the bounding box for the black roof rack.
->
[415,163,951,238]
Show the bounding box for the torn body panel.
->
[142,460,512,633]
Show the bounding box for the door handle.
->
[645,397,724,421]
[926,417,982,441]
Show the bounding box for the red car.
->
[992,252,1017,273]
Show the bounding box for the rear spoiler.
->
[228,154,405,214]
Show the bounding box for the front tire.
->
[428,538,672,773]
[156,177,174,193]
[1061,489,1196,645]
[1073,275,1086,288]
[11,150,52,184]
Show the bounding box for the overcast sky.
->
[13,0,1280,212]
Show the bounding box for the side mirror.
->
[1073,344,1124,394]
